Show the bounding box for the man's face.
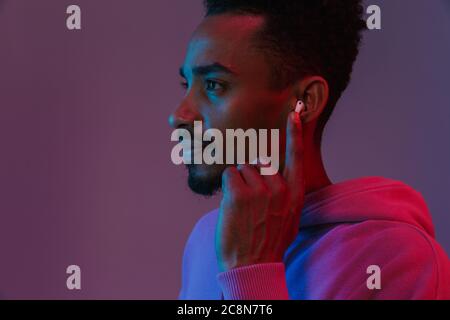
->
[170,14,291,195]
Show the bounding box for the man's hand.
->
[216,111,305,272]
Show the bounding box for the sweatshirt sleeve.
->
[216,263,290,300]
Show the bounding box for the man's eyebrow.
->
[179,63,236,78]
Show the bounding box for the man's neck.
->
[303,142,332,196]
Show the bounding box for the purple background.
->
[0,0,449,299]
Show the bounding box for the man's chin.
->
[186,164,223,196]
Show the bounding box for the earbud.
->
[294,100,305,114]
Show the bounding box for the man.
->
[170,0,450,299]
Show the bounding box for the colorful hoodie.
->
[178,176,450,300]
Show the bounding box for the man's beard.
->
[186,164,223,196]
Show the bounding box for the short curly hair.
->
[204,0,366,144]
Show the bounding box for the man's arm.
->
[214,109,305,300]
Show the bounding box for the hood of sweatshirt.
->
[300,176,435,238]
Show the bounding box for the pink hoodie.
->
[178,176,450,300]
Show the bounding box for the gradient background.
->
[0,0,449,299]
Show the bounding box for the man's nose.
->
[168,101,202,129]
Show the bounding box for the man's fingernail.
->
[295,101,305,114]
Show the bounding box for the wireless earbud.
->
[295,100,305,114]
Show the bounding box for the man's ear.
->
[295,76,329,123]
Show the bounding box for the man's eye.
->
[205,80,225,92]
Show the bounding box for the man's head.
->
[169,0,365,196]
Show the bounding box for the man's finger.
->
[237,164,266,189]
[221,166,245,196]
[282,111,305,209]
